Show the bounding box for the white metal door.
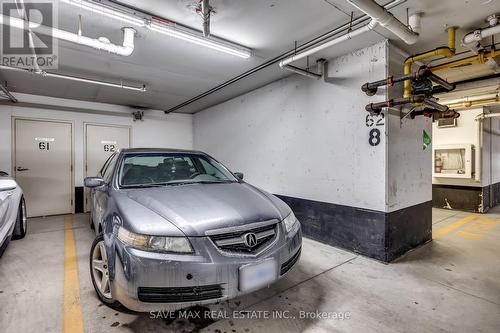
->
[14,119,73,217]
[84,124,130,212]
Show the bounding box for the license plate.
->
[239,259,277,292]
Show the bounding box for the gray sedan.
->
[85,148,302,312]
[0,172,27,257]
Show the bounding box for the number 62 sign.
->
[365,113,384,147]
[103,144,116,152]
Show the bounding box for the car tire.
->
[89,234,121,309]
[12,197,27,240]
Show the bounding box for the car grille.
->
[209,222,278,254]
[280,247,301,275]
[137,284,224,303]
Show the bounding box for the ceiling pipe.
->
[431,48,500,71]
[403,26,457,97]
[0,65,146,91]
[279,19,378,70]
[279,0,419,79]
[282,64,322,79]
[408,11,423,34]
[201,0,211,37]
[344,0,419,45]
[446,96,500,109]
[0,83,18,103]
[0,14,136,56]
[63,0,251,58]
[440,93,499,106]
[476,112,500,120]
[463,14,500,53]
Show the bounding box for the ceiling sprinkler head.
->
[132,110,144,121]
[486,14,499,27]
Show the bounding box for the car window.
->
[199,158,228,179]
[119,153,237,187]
[103,154,118,182]
[99,153,115,177]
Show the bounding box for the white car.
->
[0,172,27,257]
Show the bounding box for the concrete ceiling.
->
[0,0,499,113]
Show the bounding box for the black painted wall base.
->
[432,185,482,212]
[482,182,500,212]
[432,183,500,213]
[276,195,432,263]
[75,187,84,214]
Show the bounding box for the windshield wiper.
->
[165,180,236,186]
[122,183,168,189]
[196,180,236,184]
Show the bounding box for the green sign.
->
[423,130,431,150]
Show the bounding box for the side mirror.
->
[234,172,244,180]
[84,177,106,188]
[0,179,17,191]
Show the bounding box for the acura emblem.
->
[243,232,258,247]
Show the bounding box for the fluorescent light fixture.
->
[61,0,252,58]
[43,72,146,91]
[149,21,252,58]
[60,0,145,27]
[0,65,146,92]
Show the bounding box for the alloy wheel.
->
[92,241,112,299]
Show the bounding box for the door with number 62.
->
[84,124,130,212]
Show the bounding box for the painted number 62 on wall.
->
[365,113,384,146]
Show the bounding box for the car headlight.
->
[282,212,299,233]
[117,227,193,253]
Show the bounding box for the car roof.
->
[120,148,205,154]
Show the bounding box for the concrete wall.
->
[482,112,500,186]
[490,116,500,184]
[193,41,434,261]
[386,44,433,212]
[0,93,193,186]
[194,41,388,212]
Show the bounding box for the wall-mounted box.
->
[433,144,474,179]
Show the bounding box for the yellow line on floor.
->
[63,215,84,333]
[433,213,477,239]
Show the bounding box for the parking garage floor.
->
[1,208,499,333]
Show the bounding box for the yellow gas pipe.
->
[403,27,457,98]
[431,49,500,71]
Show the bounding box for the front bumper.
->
[111,223,302,312]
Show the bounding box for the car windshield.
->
[119,153,238,188]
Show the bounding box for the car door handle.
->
[16,167,29,171]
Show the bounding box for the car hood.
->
[124,182,290,236]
